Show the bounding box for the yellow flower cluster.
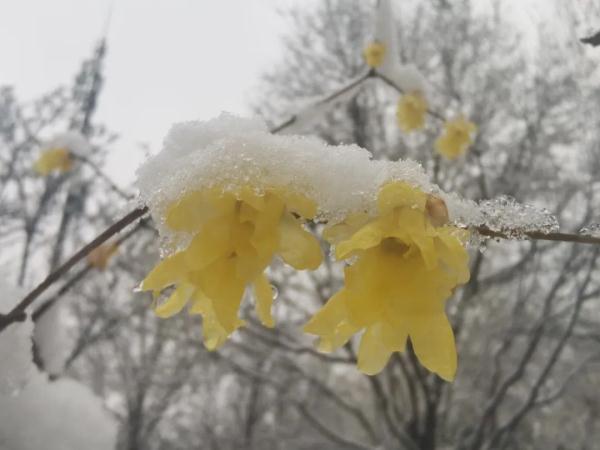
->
[141,181,470,379]
[363,41,386,68]
[140,187,322,350]
[33,148,73,176]
[435,117,477,160]
[396,92,428,133]
[304,182,470,380]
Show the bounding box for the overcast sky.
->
[0,0,583,186]
[0,0,296,185]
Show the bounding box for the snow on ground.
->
[33,302,72,376]
[0,372,117,450]
[0,284,35,395]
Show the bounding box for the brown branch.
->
[0,206,149,334]
[31,218,149,323]
[475,226,600,245]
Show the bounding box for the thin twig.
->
[269,69,374,133]
[0,206,148,333]
[475,226,600,246]
[31,219,149,323]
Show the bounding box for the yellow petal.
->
[336,221,384,259]
[377,182,427,215]
[253,273,275,327]
[184,216,233,270]
[195,257,245,333]
[154,284,193,318]
[357,324,394,375]
[304,290,359,352]
[189,291,235,350]
[278,214,322,270]
[363,41,386,68]
[281,191,317,219]
[166,191,210,231]
[238,186,266,211]
[141,252,188,294]
[34,148,72,176]
[409,314,457,381]
[323,212,370,244]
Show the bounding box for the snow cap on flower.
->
[136,113,478,242]
[33,131,90,176]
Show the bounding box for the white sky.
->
[0,0,583,187]
[0,0,293,186]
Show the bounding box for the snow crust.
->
[0,372,117,450]
[477,196,559,237]
[0,284,35,395]
[136,114,475,242]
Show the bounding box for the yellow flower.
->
[141,186,322,350]
[87,243,118,270]
[435,117,477,160]
[396,92,428,133]
[34,148,73,176]
[363,41,386,68]
[304,182,470,381]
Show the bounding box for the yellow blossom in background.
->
[140,186,322,350]
[396,92,428,133]
[363,41,386,68]
[435,117,477,160]
[87,243,119,270]
[33,148,73,176]
[304,182,470,381]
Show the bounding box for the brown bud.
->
[426,195,449,227]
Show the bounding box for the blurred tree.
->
[3,1,600,450]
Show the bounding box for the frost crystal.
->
[0,284,35,395]
[579,224,600,237]
[477,196,559,238]
[0,372,117,450]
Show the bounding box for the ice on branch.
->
[0,283,35,395]
[0,372,117,450]
[477,196,559,238]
